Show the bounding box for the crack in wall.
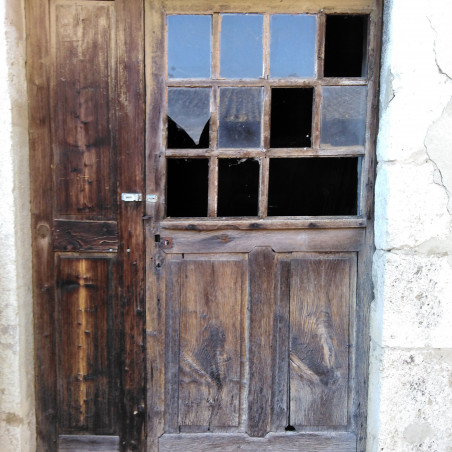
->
[426,16,452,82]
[424,101,452,216]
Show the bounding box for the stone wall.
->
[0,0,35,451]
[368,0,452,451]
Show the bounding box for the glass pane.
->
[218,159,260,216]
[218,87,263,148]
[220,14,263,78]
[270,14,316,78]
[167,88,210,148]
[270,88,313,148]
[324,15,368,77]
[268,158,359,216]
[320,86,367,148]
[166,159,209,217]
[167,15,211,78]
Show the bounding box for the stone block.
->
[372,251,452,348]
[367,344,452,452]
[375,162,450,250]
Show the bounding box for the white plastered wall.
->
[0,0,35,451]
[368,0,452,451]
[0,0,451,451]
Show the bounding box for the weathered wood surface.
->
[26,0,56,449]
[116,0,146,448]
[145,0,166,450]
[354,3,383,450]
[164,259,181,433]
[164,0,377,14]
[160,218,367,231]
[59,435,119,452]
[271,258,290,431]
[248,247,275,437]
[53,3,116,219]
[160,228,364,253]
[54,220,118,252]
[178,258,245,429]
[159,432,356,452]
[57,257,118,434]
[289,256,353,427]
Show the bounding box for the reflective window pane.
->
[167,15,211,78]
[167,88,211,148]
[320,86,367,148]
[220,14,263,78]
[270,14,316,78]
[218,159,260,217]
[268,158,359,216]
[218,87,263,148]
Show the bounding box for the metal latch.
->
[146,194,158,203]
[121,193,142,202]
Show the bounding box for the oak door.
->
[145,1,381,452]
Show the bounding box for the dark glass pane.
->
[166,159,208,217]
[268,158,359,216]
[218,158,259,216]
[270,88,313,148]
[324,15,368,77]
[220,14,263,78]
[167,15,211,78]
[167,88,210,149]
[218,87,263,148]
[320,86,367,148]
[270,14,316,78]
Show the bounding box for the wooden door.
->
[27,0,382,451]
[27,0,146,450]
[145,1,382,452]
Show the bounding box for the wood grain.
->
[26,0,57,449]
[57,257,118,434]
[271,258,291,431]
[53,3,116,219]
[159,432,356,451]
[160,228,364,254]
[116,0,146,448]
[164,259,181,433]
[178,258,245,429]
[164,0,376,14]
[59,435,119,452]
[289,256,354,427]
[54,220,118,252]
[248,247,275,437]
[161,218,367,231]
[145,0,166,450]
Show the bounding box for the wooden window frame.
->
[147,0,382,232]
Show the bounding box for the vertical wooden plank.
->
[164,259,181,433]
[53,3,116,219]
[26,0,57,450]
[289,256,353,427]
[178,258,244,429]
[57,257,118,435]
[116,0,146,448]
[208,157,218,217]
[248,247,275,437]
[271,258,290,431]
[145,0,165,450]
[355,3,383,450]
